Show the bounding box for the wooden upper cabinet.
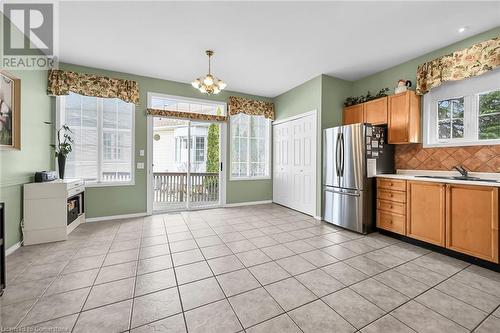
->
[446,185,499,263]
[406,181,446,246]
[364,97,388,125]
[343,97,388,125]
[343,104,363,125]
[388,91,421,144]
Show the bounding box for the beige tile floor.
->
[1,204,500,332]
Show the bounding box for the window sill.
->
[84,181,135,188]
[229,176,271,181]
[424,139,500,148]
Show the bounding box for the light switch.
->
[137,162,144,169]
[139,149,145,156]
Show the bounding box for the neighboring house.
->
[153,119,209,173]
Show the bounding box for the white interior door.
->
[273,122,290,206]
[273,111,316,216]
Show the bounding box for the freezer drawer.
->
[323,186,364,234]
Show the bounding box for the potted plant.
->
[45,122,73,179]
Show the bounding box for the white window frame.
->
[423,69,500,147]
[229,113,272,181]
[56,94,135,187]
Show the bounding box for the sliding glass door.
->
[152,117,223,212]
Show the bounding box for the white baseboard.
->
[314,215,322,220]
[85,212,149,223]
[225,200,273,208]
[6,241,21,256]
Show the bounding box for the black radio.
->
[35,171,58,182]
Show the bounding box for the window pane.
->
[250,138,258,161]
[438,100,450,119]
[438,97,464,120]
[479,90,500,115]
[452,98,464,118]
[438,120,450,139]
[452,119,464,138]
[66,92,81,109]
[150,95,226,116]
[479,114,500,140]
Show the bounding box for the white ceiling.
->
[59,1,500,97]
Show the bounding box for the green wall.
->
[59,63,273,217]
[351,26,500,96]
[321,75,352,129]
[0,13,53,248]
[273,76,322,121]
[0,70,53,248]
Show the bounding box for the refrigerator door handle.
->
[335,133,341,176]
[340,133,345,177]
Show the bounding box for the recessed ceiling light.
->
[458,26,468,33]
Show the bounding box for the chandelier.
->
[191,50,227,94]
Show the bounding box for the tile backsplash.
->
[395,144,500,173]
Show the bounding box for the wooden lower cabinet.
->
[446,184,499,263]
[406,181,446,246]
[377,210,405,235]
[376,178,406,235]
[377,177,499,263]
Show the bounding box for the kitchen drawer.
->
[377,211,406,235]
[377,189,406,203]
[377,199,406,215]
[377,178,406,191]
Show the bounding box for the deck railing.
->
[153,172,219,205]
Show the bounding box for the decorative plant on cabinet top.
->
[45,121,73,179]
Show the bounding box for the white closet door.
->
[273,112,316,216]
[273,122,290,206]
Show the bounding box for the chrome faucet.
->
[453,165,469,177]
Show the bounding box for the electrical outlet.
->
[137,162,144,169]
[139,149,145,156]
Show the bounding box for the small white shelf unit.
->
[23,179,85,245]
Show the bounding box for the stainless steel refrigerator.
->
[323,123,394,234]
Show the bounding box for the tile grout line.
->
[70,219,123,332]
[161,214,190,333]
[126,217,145,332]
[180,211,249,332]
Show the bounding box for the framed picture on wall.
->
[0,70,21,150]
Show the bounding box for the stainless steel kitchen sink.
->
[414,175,499,183]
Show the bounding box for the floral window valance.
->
[228,96,274,120]
[47,69,140,105]
[416,37,500,95]
[146,108,228,122]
